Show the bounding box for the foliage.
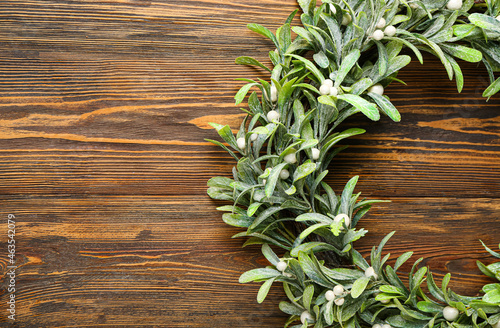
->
[207,0,500,327]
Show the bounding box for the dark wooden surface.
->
[0,1,499,327]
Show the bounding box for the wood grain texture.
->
[0,0,498,327]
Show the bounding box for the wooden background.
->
[0,0,499,327]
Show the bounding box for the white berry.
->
[372,29,384,41]
[333,213,350,229]
[493,321,500,328]
[276,261,287,272]
[365,266,378,279]
[329,86,338,97]
[446,0,462,10]
[250,133,258,141]
[376,18,386,29]
[237,137,246,150]
[267,110,280,122]
[333,284,344,295]
[325,290,336,301]
[284,152,297,164]
[279,169,290,180]
[368,84,384,96]
[329,4,336,14]
[384,25,397,37]
[320,83,331,95]
[372,325,382,328]
[311,148,320,160]
[443,306,459,321]
[342,13,352,26]
[380,298,390,304]
[270,85,278,102]
[323,79,334,88]
[409,3,419,9]
[300,311,314,324]
[381,325,391,328]
[334,297,345,306]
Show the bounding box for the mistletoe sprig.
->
[206,0,500,327]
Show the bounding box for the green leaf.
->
[299,139,318,152]
[208,123,239,150]
[340,175,358,216]
[235,82,259,105]
[478,260,497,279]
[293,83,321,94]
[351,276,370,298]
[285,9,299,25]
[297,0,314,16]
[394,251,413,271]
[380,285,407,296]
[350,78,373,95]
[205,139,239,161]
[222,213,253,227]
[262,243,280,266]
[247,202,262,217]
[207,186,233,201]
[257,277,276,303]
[277,23,292,52]
[247,23,278,47]
[352,249,369,271]
[417,301,443,313]
[293,162,316,182]
[235,56,271,72]
[321,267,364,281]
[441,44,483,63]
[239,268,281,283]
[444,54,464,93]
[291,242,340,258]
[299,223,330,240]
[284,185,296,195]
[278,77,298,110]
[374,54,411,83]
[335,49,361,88]
[386,40,403,59]
[279,301,304,316]
[288,54,325,83]
[313,51,330,68]
[385,37,423,64]
[207,176,233,189]
[265,163,288,198]
[469,13,500,33]
[337,94,380,121]
[483,76,500,100]
[441,273,451,303]
[426,272,446,303]
[391,15,410,25]
[483,289,500,303]
[374,41,389,76]
[343,228,368,245]
[248,91,263,114]
[303,284,315,311]
[367,92,401,122]
[250,206,283,230]
[298,252,334,288]
[318,95,337,107]
[296,213,332,224]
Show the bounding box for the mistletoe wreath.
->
[206,0,500,327]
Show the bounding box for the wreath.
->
[206,0,500,327]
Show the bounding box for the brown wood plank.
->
[0,0,498,327]
[0,196,499,326]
